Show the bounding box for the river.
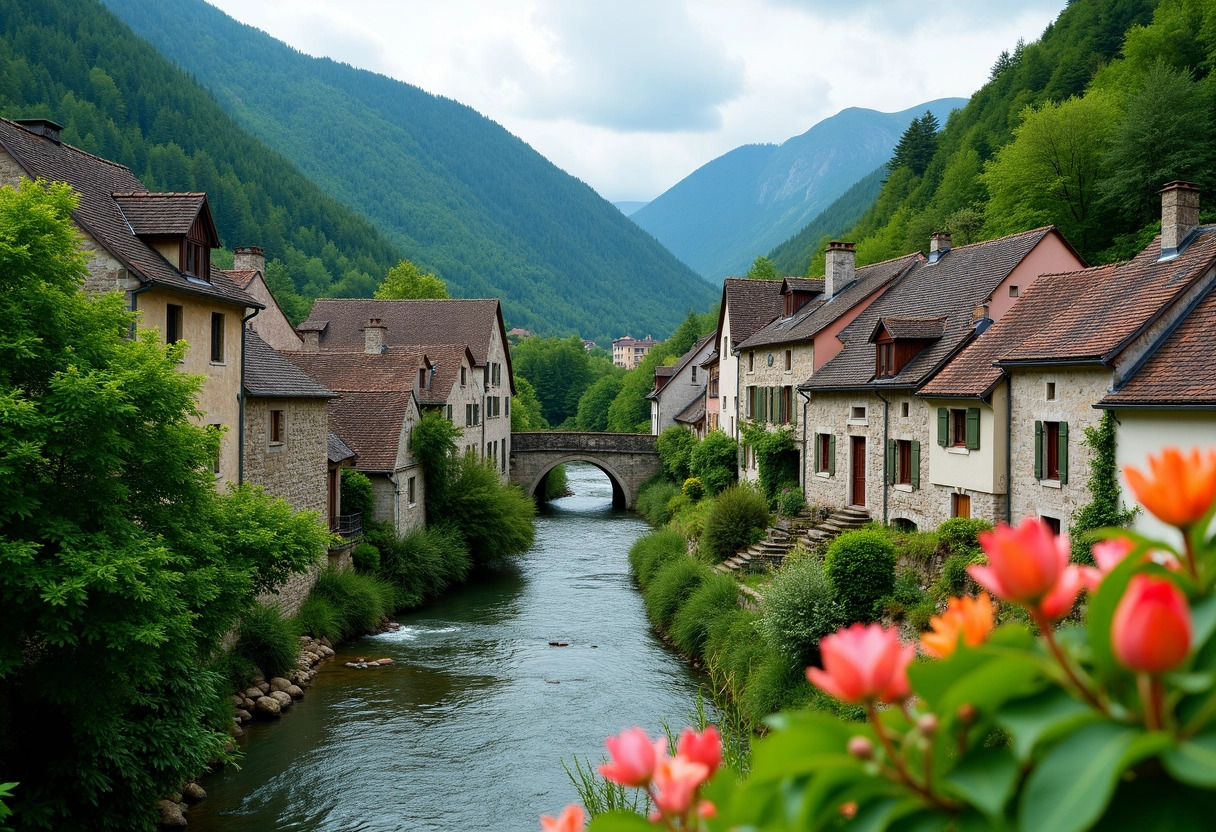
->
[187,463,709,831]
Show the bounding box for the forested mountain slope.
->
[630,98,966,280]
[835,0,1211,269]
[102,0,717,343]
[767,165,887,276]
[0,0,404,301]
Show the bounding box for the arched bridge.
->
[510,432,660,509]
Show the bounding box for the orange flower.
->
[1124,447,1216,529]
[971,518,1087,620]
[540,804,585,832]
[920,593,996,658]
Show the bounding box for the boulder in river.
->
[254,696,281,718]
[157,799,187,828]
[243,687,263,701]
[255,680,270,694]
[181,782,207,803]
[269,690,293,708]
[269,677,293,693]
[286,684,304,699]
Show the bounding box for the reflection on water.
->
[187,464,707,832]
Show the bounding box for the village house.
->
[0,118,262,485]
[714,278,786,444]
[735,247,922,482]
[701,350,720,434]
[222,246,304,352]
[297,298,514,476]
[613,334,658,369]
[799,227,1084,529]
[648,332,716,435]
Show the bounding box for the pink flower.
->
[650,754,710,818]
[807,623,914,705]
[1092,538,1136,573]
[599,727,665,788]
[676,726,722,778]
[1112,575,1192,675]
[540,804,585,832]
[971,518,1087,620]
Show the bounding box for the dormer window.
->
[870,317,947,380]
[183,239,210,281]
[877,339,895,377]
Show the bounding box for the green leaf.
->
[909,625,1032,708]
[1189,595,1216,655]
[1016,722,1144,832]
[793,764,876,829]
[587,810,656,832]
[998,686,1097,762]
[944,746,1018,821]
[1086,545,1145,679]
[1163,733,1216,788]
[750,711,863,783]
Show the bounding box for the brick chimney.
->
[364,318,386,354]
[928,232,951,264]
[300,330,319,352]
[973,301,992,334]
[824,241,855,301]
[1161,181,1200,257]
[233,246,265,273]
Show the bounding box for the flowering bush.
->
[548,447,1216,832]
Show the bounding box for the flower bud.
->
[917,714,939,737]
[840,801,858,819]
[1112,575,1191,674]
[847,736,875,760]
[956,703,976,724]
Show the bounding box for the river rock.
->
[377,657,393,664]
[269,690,293,708]
[181,782,207,803]
[231,723,244,737]
[286,684,304,699]
[254,696,281,718]
[235,708,252,723]
[320,637,333,649]
[255,680,270,694]
[269,677,293,693]
[367,661,380,667]
[157,799,187,828]
[230,694,245,708]
[244,687,263,701]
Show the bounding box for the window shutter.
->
[790,389,798,425]
[966,408,980,450]
[1034,421,1044,479]
[814,433,821,471]
[887,439,896,484]
[937,408,948,447]
[911,440,921,489]
[828,434,836,476]
[1059,421,1069,484]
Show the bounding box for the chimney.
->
[15,118,62,144]
[973,301,992,334]
[364,318,386,354]
[1160,181,1200,257]
[824,241,855,301]
[233,246,265,273]
[300,330,319,352]
[928,232,951,264]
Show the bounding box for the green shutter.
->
[937,408,948,447]
[1034,421,1044,479]
[911,440,921,489]
[1059,422,1069,484]
[966,407,980,450]
[790,388,797,425]
[887,439,896,484]
[814,433,821,471]
[828,434,836,476]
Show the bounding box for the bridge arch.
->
[510,432,661,510]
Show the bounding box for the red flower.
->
[971,518,1086,620]
[676,726,721,779]
[540,804,585,832]
[1124,447,1216,529]
[650,755,710,818]
[599,727,664,788]
[807,623,913,705]
[1112,575,1192,675]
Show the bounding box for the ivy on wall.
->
[1070,410,1137,563]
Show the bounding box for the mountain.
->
[614,201,649,216]
[629,98,967,280]
[0,0,406,303]
[767,165,887,276]
[101,0,717,343]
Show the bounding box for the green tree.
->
[510,375,548,432]
[888,111,940,176]
[409,409,462,523]
[510,336,599,426]
[575,373,624,431]
[655,425,698,482]
[0,180,331,831]
[746,255,780,280]
[689,430,739,496]
[373,259,449,299]
[667,309,707,358]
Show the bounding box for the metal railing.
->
[332,512,363,539]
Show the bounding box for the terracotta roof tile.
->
[243,330,334,399]
[326,391,414,472]
[222,269,260,290]
[0,119,257,309]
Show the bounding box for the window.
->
[748,351,755,372]
[208,424,222,475]
[1009,285,1019,298]
[166,304,183,344]
[785,350,792,371]
[446,404,453,422]
[746,386,755,419]
[461,367,467,386]
[897,440,912,484]
[1042,515,1061,536]
[815,432,835,475]
[474,403,480,425]
[1046,382,1056,401]
[876,342,895,377]
[952,409,968,447]
[408,476,416,505]
[937,407,980,450]
[692,366,697,383]
[952,493,971,519]
[466,403,473,427]
[270,409,284,444]
[210,313,225,362]
[501,445,507,473]
[901,401,909,418]
[183,239,210,281]
[851,406,866,421]
[418,368,426,389]
[888,439,920,488]
[505,397,510,416]
[1046,422,1060,480]
[1034,420,1069,483]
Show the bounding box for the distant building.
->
[582,339,597,352]
[613,334,658,369]
[648,332,716,436]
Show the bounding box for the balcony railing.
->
[332,512,363,540]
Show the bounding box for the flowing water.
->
[187,463,708,831]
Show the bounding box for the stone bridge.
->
[510,432,660,509]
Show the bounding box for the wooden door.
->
[327,467,338,529]
[952,493,971,519]
[850,436,866,506]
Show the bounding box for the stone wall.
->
[243,398,329,515]
[510,432,660,509]
[738,341,814,482]
[484,325,513,478]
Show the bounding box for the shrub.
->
[294,595,342,642]
[776,486,805,517]
[689,430,739,496]
[311,567,395,639]
[628,529,688,588]
[636,480,681,526]
[938,517,993,559]
[352,542,381,573]
[682,477,704,502]
[656,425,698,482]
[443,453,536,565]
[340,468,375,518]
[644,557,709,630]
[670,497,711,543]
[939,552,977,597]
[896,531,941,566]
[740,423,799,501]
[211,650,258,691]
[377,525,471,610]
[543,464,569,499]
[670,572,741,657]
[713,611,767,701]
[700,485,770,562]
[824,529,897,623]
[761,556,842,666]
[878,571,928,621]
[907,598,938,632]
[234,603,300,679]
[740,652,812,726]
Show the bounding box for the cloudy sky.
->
[207,0,1067,203]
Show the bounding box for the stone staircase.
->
[715,506,872,575]
[799,506,872,550]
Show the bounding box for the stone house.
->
[799,227,1084,529]
[648,332,716,435]
[613,334,658,369]
[736,247,922,482]
[284,349,432,535]
[702,350,721,433]
[297,298,514,477]
[714,278,786,443]
[0,118,262,485]
[223,246,303,353]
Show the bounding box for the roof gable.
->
[722,278,785,346]
[112,191,219,245]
